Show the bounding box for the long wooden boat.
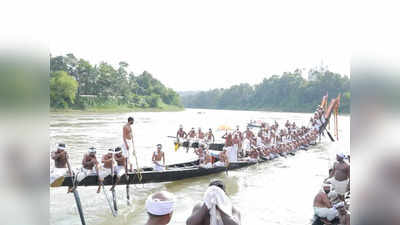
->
[59,150,305,187]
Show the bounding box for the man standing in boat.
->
[152,144,165,171]
[123,117,134,171]
[328,153,350,198]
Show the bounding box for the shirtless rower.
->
[244,127,254,140]
[329,153,350,198]
[76,147,100,188]
[123,117,134,171]
[97,148,114,194]
[198,128,205,142]
[336,202,350,225]
[313,183,338,223]
[195,145,206,164]
[206,128,215,143]
[201,150,213,168]
[50,143,72,189]
[110,147,127,191]
[176,125,187,142]
[186,128,197,153]
[152,144,165,171]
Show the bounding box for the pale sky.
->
[48,1,351,91]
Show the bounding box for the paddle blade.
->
[50,176,65,187]
[174,143,180,151]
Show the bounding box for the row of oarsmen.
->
[51,145,129,193]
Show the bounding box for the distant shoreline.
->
[50,105,184,113]
[184,107,350,115]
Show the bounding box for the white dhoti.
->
[314,207,338,221]
[214,161,225,167]
[114,165,126,177]
[226,146,237,162]
[153,161,164,171]
[50,168,68,185]
[76,167,97,182]
[200,162,213,168]
[98,167,112,180]
[330,178,349,195]
[122,140,133,159]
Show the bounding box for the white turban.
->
[337,153,345,158]
[145,193,175,216]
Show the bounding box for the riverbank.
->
[50,104,184,113]
[184,107,350,115]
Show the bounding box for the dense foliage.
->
[182,70,350,113]
[50,54,182,109]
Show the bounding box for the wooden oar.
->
[66,156,87,225]
[102,183,117,217]
[325,128,335,142]
[111,160,118,212]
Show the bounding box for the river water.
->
[50,108,350,225]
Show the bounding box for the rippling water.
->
[50,109,350,225]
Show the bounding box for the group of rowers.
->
[176,106,328,169]
[313,152,350,225]
[50,116,168,193]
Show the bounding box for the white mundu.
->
[153,151,164,172]
[76,167,97,182]
[122,140,132,159]
[98,166,112,180]
[50,168,68,185]
[114,165,125,177]
[226,146,237,162]
[314,207,338,221]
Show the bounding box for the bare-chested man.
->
[244,127,254,140]
[50,143,72,187]
[76,147,99,187]
[198,128,205,141]
[176,125,187,141]
[123,117,134,171]
[97,148,114,193]
[110,147,127,191]
[206,128,215,143]
[195,145,206,164]
[152,144,165,171]
[313,183,338,222]
[329,153,350,197]
[186,128,197,153]
[337,202,350,225]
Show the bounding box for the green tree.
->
[50,71,79,108]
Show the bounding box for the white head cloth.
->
[145,193,175,216]
[203,185,232,225]
[337,152,345,158]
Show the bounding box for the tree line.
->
[50,54,182,110]
[182,69,350,113]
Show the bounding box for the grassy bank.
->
[51,104,184,113]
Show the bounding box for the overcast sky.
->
[49,1,351,92]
